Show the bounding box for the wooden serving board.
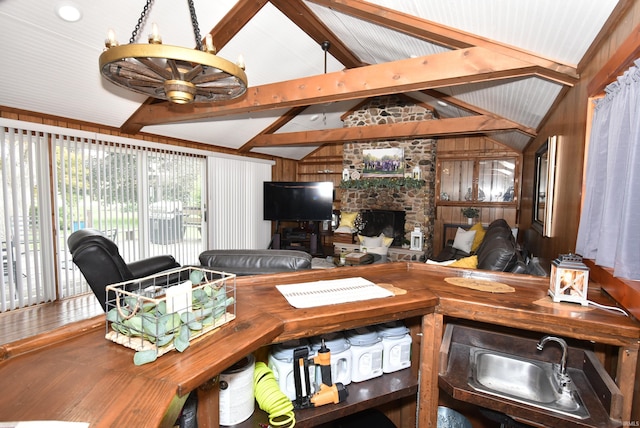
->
[444,277,515,293]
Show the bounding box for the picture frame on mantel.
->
[362,148,404,177]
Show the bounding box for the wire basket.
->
[104,266,236,358]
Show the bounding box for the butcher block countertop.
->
[0,262,637,427]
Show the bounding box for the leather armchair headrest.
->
[68,228,119,255]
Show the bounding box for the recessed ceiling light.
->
[55,2,82,22]
[437,100,448,107]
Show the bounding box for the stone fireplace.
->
[341,95,437,258]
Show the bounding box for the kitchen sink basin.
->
[468,348,589,419]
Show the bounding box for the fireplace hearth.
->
[360,209,406,247]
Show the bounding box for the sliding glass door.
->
[1,118,271,312]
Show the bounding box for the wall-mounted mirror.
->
[533,136,557,237]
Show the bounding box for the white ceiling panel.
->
[491,132,534,152]
[306,2,451,64]
[144,108,290,149]
[439,77,564,129]
[367,0,619,66]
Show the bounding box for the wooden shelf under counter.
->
[235,369,418,428]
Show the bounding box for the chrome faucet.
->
[537,335,568,375]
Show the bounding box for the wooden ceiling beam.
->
[269,0,364,68]
[121,46,543,133]
[250,115,520,147]
[308,0,578,84]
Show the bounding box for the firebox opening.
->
[359,209,406,247]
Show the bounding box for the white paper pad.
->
[276,277,394,308]
[0,423,89,428]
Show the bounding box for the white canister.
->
[345,327,383,382]
[310,332,352,387]
[376,322,412,373]
[219,354,256,426]
[268,339,315,401]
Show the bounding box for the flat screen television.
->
[263,181,334,221]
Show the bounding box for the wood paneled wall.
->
[432,136,520,255]
[520,1,640,261]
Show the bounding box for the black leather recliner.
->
[67,228,180,311]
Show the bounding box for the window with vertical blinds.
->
[1,126,56,311]
[1,118,272,312]
[53,135,209,302]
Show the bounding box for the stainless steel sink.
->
[468,348,590,419]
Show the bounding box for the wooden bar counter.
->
[0,262,638,427]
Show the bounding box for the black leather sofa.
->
[199,249,312,276]
[433,219,531,274]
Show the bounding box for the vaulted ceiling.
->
[0,0,626,159]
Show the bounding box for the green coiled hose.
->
[254,362,296,427]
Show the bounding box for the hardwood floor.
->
[0,293,103,346]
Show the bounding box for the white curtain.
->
[207,155,273,249]
[576,59,640,279]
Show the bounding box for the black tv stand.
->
[269,221,322,256]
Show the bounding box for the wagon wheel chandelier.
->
[99,0,247,104]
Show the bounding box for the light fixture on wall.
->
[549,253,589,306]
[99,0,247,104]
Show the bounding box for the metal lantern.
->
[410,226,424,251]
[412,165,421,180]
[549,254,590,306]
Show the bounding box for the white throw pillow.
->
[452,227,476,254]
[426,259,456,266]
[358,235,383,248]
[358,233,393,248]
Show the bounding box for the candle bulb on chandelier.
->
[205,34,215,53]
[105,28,117,48]
[237,54,245,70]
[148,22,162,44]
